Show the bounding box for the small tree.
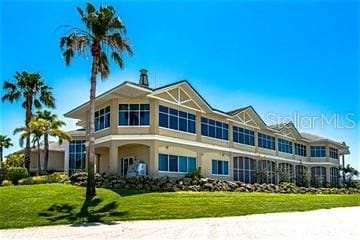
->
[0,134,13,167]
[341,164,359,188]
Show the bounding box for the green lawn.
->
[1,184,360,229]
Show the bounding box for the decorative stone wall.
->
[69,172,360,194]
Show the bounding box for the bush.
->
[18,177,35,185]
[185,167,202,179]
[1,180,13,186]
[17,173,69,186]
[5,167,29,185]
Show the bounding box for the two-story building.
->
[31,69,350,186]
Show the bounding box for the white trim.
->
[201,135,229,143]
[95,127,110,133]
[150,95,205,113]
[94,134,340,166]
[211,174,230,177]
[118,125,150,128]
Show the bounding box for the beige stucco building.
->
[33,70,350,186]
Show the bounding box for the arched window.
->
[233,156,256,183]
[278,163,294,183]
[311,166,327,187]
[258,160,276,184]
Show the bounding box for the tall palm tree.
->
[2,72,55,171]
[35,110,71,173]
[0,134,13,167]
[60,3,133,197]
[14,119,44,175]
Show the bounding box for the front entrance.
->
[120,156,136,176]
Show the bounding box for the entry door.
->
[120,156,136,176]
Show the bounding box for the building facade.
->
[42,70,350,186]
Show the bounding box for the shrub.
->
[18,177,35,185]
[46,172,68,183]
[1,180,13,186]
[185,167,202,179]
[5,167,29,185]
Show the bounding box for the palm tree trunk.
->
[44,134,49,173]
[86,47,99,198]
[37,140,41,176]
[0,146,3,168]
[24,101,32,171]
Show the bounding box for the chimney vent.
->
[139,69,149,87]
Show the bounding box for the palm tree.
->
[14,119,44,175]
[0,134,13,167]
[35,110,71,173]
[2,72,55,171]
[60,3,133,197]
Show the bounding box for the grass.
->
[0,184,360,229]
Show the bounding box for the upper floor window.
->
[295,143,307,157]
[310,146,326,157]
[233,126,254,146]
[119,104,150,126]
[258,133,275,150]
[329,147,338,159]
[95,106,110,131]
[278,138,293,154]
[201,117,228,140]
[211,160,229,175]
[159,105,196,133]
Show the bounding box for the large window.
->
[211,160,229,175]
[233,156,256,183]
[158,154,196,173]
[310,146,326,157]
[330,167,339,186]
[258,133,275,150]
[201,117,228,140]
[95,106,110,131]
[159,105,196,134]
[69,140,86,172]
[233,126,254,146]
[329,147,338,159]
[119,104,150,126]
[311,166,327,187]
[278,163,294,183]
[278,138,293,154]
[295,143,307,157]
[258,160,276,184]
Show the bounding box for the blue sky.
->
[0,0,359,169]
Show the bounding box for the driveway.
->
[1,207,359,240]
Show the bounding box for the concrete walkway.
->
[1,207,359,240]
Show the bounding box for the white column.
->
[64,140,70,174]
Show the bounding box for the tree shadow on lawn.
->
[38,196,128,227]
[109,188,152,197]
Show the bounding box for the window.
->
[119,104,150,126]
[310,146,326,157]
[278,138,293,154]
[258,160,276,184]
[311,166,327,187]
[278,163,294,183]
[201,117,228,140]
[233,156,256,183]
[211,160,229,175]
[330,167,339,186]
[329,147,338,159]
[233,126,254,146]
[258,133,275,150]
[295,165,307,186]
[69,140,86,173]
[158,154,196,173]
[295,143,307,157]
[159,105,196,134]
[95,106,110,131]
